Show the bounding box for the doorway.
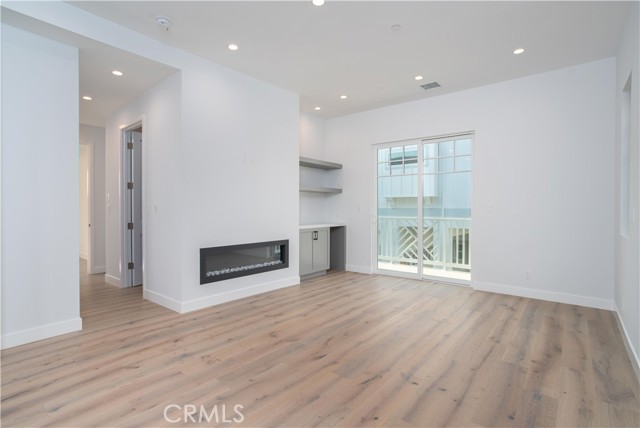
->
[374,133,473,284]
[122,123,143,287]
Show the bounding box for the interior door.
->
[125,128,143,286]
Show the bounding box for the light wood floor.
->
[1,263,639,427]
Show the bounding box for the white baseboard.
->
[105,274,121,287]
[142,277,301,314]
[346,264,373,274]
[613,303,640,381]
[1,317,83,350]
[180,276,301,314]
[143,289,182,313]
[472,280,614,310]
[88,265,106,275]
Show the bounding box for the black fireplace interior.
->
[200,240,289,284]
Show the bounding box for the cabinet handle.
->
[313,231,318,240]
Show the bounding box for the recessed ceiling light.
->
[228,44,239,51]
[312,0,325,6]
[414,75,424,81]
[340,95,347,99]
[391,24,402,32]
[513,48,525,55]
[314,107,321,111]
[82,96,92,101]
[112,70,123,76]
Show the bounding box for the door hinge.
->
[127,182,134,190]
[128,222,134,230]
[127,142,134,150]
[128,262,135,270]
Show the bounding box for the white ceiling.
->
[1,6,178,127]
[4,1,632,125]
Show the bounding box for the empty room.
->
[1,1,639,427]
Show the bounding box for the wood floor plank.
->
[556,366,598,427]
[514,390,558,428]
[471,361,527,427]
[1,260,638,427]
[523,316,564,399]
[588,319,639,409]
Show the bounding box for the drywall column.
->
[1,25,82,348]
[178,67,300,312]
[615,2,640,371]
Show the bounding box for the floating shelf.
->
[299,157,342,170]
[299,185,342,194]
[299,156,343,194]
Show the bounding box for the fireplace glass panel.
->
[200,240,288,284]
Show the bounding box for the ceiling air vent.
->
[421,81,441,90]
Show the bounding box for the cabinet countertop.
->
[299,223,346,230]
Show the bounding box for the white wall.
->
[326,58,616,308]
[1,25,82,348]
[300,113,327,160]
[614,2,640,370]
[79,144,89,259]
[79,124,106,274]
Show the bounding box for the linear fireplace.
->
[200,240,289,284]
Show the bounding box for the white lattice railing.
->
[378,215,471,273]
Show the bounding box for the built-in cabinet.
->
[299,224,346,279]
[299,156,346,279]
[300,227,330,277]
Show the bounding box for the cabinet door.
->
[312,229,330,271]
[300,230,314,276]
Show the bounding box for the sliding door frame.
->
[372,132,474,285]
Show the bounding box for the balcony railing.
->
[377,215,471,275]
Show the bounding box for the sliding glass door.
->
[422,137,471,280]
[376,134,472,282]
[376,143,420,274]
